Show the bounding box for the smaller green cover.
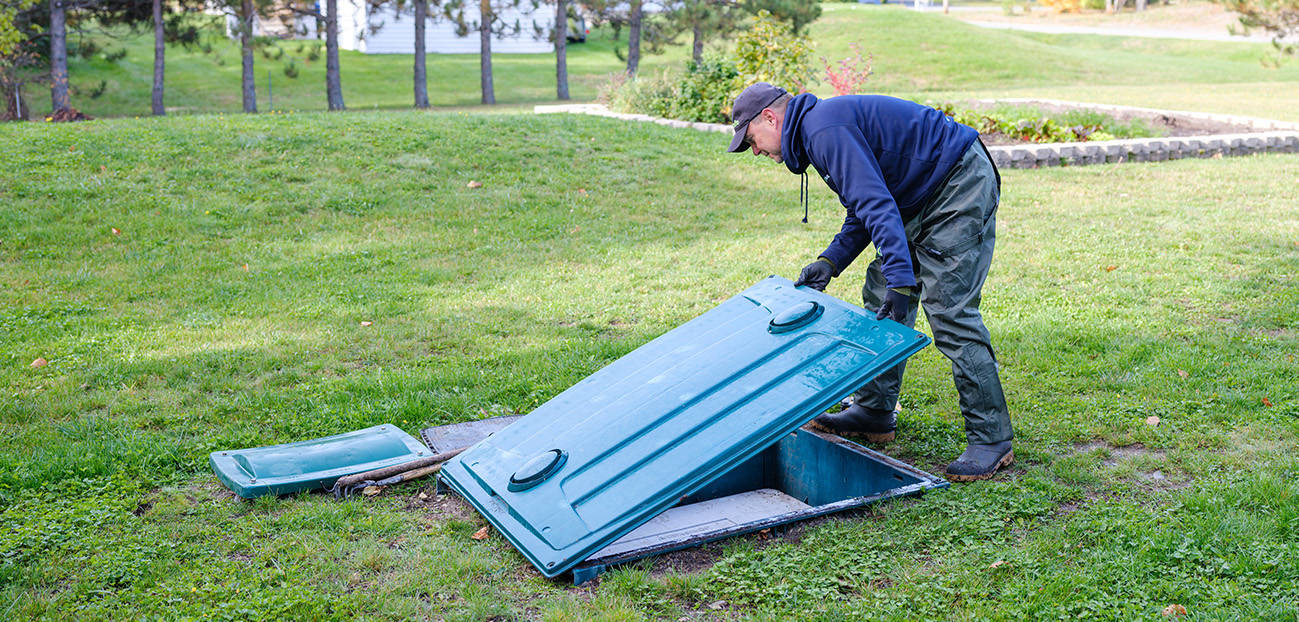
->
[210,425,430,498]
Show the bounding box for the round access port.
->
[768,301,823,334]
[508,449,568,491]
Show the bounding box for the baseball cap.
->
[727,82,789,153]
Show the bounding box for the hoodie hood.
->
[780,93,819,175]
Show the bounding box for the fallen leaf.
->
[471,526,490,540]
[1145,416,1161,427]
[30,357,48,368]
[111,227,121,236]
[989,560,1007,569]
[577,188,587,194]
[467,180,483,189]
[418,491,428,500]
[99,165,107,173]
[360,320,373,327]
[1177,369,1188,378]
[707,601,727,610]
[242,263,249,272]
[1262,397,1273,407]
[1104,265,1117,272]
[362,486,382,497]
[1162,604,1187,616]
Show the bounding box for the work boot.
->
[944,441,1014,482]
[808,403,897,443]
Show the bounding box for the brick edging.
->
[534,102,1299,168]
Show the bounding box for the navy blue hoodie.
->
[781,94,978,290]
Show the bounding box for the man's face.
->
[745,108,783,163]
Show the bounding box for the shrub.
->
[671,58,742,123]
[606,69,678,119]
[732,10,816,93]
[1039,0,1083,12]
[605,58,742,124]
[821,43,872,97]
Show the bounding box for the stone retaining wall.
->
[534,101,1299,169]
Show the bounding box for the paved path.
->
[956,19,1276,43]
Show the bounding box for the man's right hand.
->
[794,258,835,291]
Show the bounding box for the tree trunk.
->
[626,0,641,76]
[50,0,70,112]
[325,0,345,110]
[555,0,569,100]
[691,18,703,64]
[152,0,165,116]
[240,0,257,112]
[414,0,429,108]
[479,0,494,104]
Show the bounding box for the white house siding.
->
[336,1,555,54]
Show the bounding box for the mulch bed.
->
[45,107,94,122]
[972,101,1261,146]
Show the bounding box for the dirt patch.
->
[644,543,729,578]
[1073,440,1166,463]
[1072,440,1192,491]
[407,486,482,523]
[970,101,1262,146]
[637,509,876,581]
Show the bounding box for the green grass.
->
[44,16,691,119]
[40,5,1299,119]
[5,4,1299,620]
[3,106,1298,620]
[811,5,1298,93]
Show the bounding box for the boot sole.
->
[806,421,895,444]
[945,450,1015,482]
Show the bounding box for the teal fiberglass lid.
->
[210,424,429,498]
[438,276,931,577]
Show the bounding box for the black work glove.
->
[876,288,912,323]
[794,258,835,291]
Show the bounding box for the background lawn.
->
[36,4,1299,120]
[4,3,1299,621]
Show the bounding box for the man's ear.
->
[762,108,779,123]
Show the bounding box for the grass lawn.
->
[3,104,1298,619]
[5,4,1299,620]
[39,5,1299,120]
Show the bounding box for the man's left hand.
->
[876,289,911,323]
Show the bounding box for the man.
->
[728,82,1013,482]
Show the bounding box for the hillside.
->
[33,5,1299,119]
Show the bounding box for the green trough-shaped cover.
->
[210,425,430,498]
[439,276,932,577]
